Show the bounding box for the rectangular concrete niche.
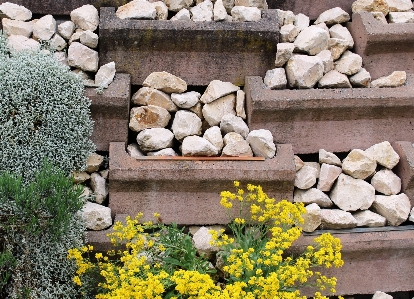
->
[108,142,295,225]
[99,7,279,86]
[245,76,414,154]
[347,12,414,80]
[85,73,131,151]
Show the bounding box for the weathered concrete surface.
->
[99,7,279,86]
[347,12,414,80]
[245,76,414,154]
[108,142,295,225]
[291,229,414,295]
[85,74,130,151]
[393,141,414,208]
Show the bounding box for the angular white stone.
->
[314,22,329,33]
[373,291,394,299]
[73,171,90,184]
[350,68,371,87]
[171,8,191,20]
[329,24,354,49]
[68,42,99,72]
[58,21,76,40]
[294,25,329,55]
[320,209,357,229]
[172,110,202,140]
[387,0,413,11]
[330,173,376,211]
[371,11,388,23]
[95,62,116,89]
[353,210,387,227]
[154,1,169,20]
[143,71,187,93]
[203,126,224,151]
[246,129,276,159]
[316,50,334,74]
[33,14,56,41]
[294,155,305,171]
[127,143,145,158]
[317,163,342,192]
[69,29,83,45]
[301,203,321,232]
[220,114,249,138]
[129,105,171,132]
[335,50,363,75]
[319,149,342,166]
[234,0,268,9]
[264,68,287,89]
[305,162,321,178]
[223,132,245,146]
[371,169,402,195]
[90,173,108,204]
[231,6,261,22]
[371,71,407,87]
[214,0,228,21]
[49,33,67,51]
[328,38,349,61]
[147,148,178,156]
[295,165,318,189]
[275,42,295,67]
[0,2,32,21]
[191,0,213,21]
[318,70,352,88]
[81,202,112,231]
[165,0,194,12]
[315,7,350,25]
[221,140,253,157]
[148,90,177,112]
[409,206,414,222]
[86,153,104,173]
[171,91,201,108]
[80,185,93,199]
[7,35,39,51]
[372,193,411,226]
[193,227,219,259]
[388,11,414,22]
[80,30,99,48]
[283,10,295,25]
[294,188,333,208]
[71,4,99,31]
[294,13,310,31]
[286,55,324,89]
[202,94,236,126]
[364,141,400,169]
[137,128,175,151]
[53,51,69,66]
[342,149,377,179]
[200,80,240,104]
[117,0,157,19]
[2,18,33,37]
[189,102,204,119]
[236,90,246,119]
[182,136,219,156]
[280,24,300,43]
[276,9,285,26]
[352,0,390,16]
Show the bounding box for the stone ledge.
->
[245,75,414,154]
[393,141,414,207]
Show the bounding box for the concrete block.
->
[393,141,414,208]
[99,7,279,86]
[245,76,414,154]
[85,73,130,151]
[108,141,295,225]
[87,214,127,252]
[348,12,414,80]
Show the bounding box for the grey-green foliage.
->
[0,33,95,181]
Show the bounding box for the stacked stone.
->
[116,0,265,22]
[294,141,414,232]
[127,71,276,159]
[0,2,116,88]
[352,0,414,24]
[265,6,407,90]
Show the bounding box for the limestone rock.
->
[222,0,235,14]
[202,94,236,126]
[95,62,116,88]
[81,202,112,230]
[330,173,376,211]
[353,210,387,227]
[221,140,253,157]
[68,42,99,72]
[73,171,91,184]
[294,155,305,171]
[364,141,400,169]
[137,128,175,151]
[72,69,91,81]
[371,71,406,87]
[236,90,246,119]
[129,105,171,132]
[295,165,318,189]
[50,34,67,51]
[352,0,390,16]
[294,26,329,55]
[334,50,362,75]
[317,163,342,192]
[69,29,83,45]
[301,203,321,232]
[388,11,414,22]
[294,188,333,208]
[314,22,329,33]
[117,0,157,19]
[320,209,357,229]
[387,0,413,11]
[80,30,99,48]
[315,7,350,25]
[203,126,224,151]
[171,91,201,109]
[143,71,187,93]
[275,42,295,67]
[246,129,276,159]
[371,169,402,195]
[280,24,300,43]
[172,110,202,140]
[0,2,32,21]
[372,291,394,299]
[319,149,342,166]
[171,8,191,20]
[372,193,411,226]
[182,136,219,156]
[276,9,286,26]
[191,0,213,22]
[200,80,239,104]
[231,6,261,22]
[328,38,349,61]
[286,55,324,89]
[294,13,310,31]
[316,50,334,74]
[223,132,244,146]
[350,68,371,87]
[2,18,33,37]
[148,148,178,156]
[80,185,93,199]
[318,70,352,88]
[409,207,414,222]
[283,10,296,25]
[214,0,228,21]
[86,153,104,173]
[165,0,194,12]
[220,114,249,138]
[305,162,321,178]
[58,21,76,40]
[234,0,268,9]
[371,11,388,22]
[329,24,354,49]
[147,90,177,112]
[189,102,204,119]
[193,227,219,259]
[127,143,145,158]
[154,1,169,20]
[33,15,56,41]
[90,173,108,204]
[342,149,377,179]
[71,4,99,31]
[264,68,287,89]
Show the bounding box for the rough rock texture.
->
[387,0,413,12]
[372,291,394,299]
[147,148,178,156]
[58,21,75,40]
[246,129,276,159]
[73,171,90,184]
[220,114,249,138]
[71,4,99,31]
[329,38,349,60]
[330,173,376,211]
[365,141,400,169]
[192,226,219,259]
[320,209,357,229]
[294,25,329,55]
[202,94,236,126]
[221,140,253,157]
[137,128,175,151]
[191,0,213,22]
[223,132,244,145]
[294,188,333,207]
[7,34,38,53]
[90,173,109,204]
[371,169,402,195]
[214,0,228,21]
[231,6,261,22]
[342,149,377,179]
[68,42,99,72]
[200,80,239,104]
[264,68,287,89]
[388,11,414,22]
[317,163,342,191]
[143,71,187,93]
[314,7,350,25]
[80,30,98,48]
[0,2,32,21]
[33,14,56,41]
[50,34,67,51]
[350,68,371,87]
[294,155,305,171]
[286,55,324,89]
[316,50,334,74]
[129,105,171,132]
[203,126,224,151]
[86,153,104,173]
[334,50,363,76]
[95,62,116,88]
[304,162,321,178]
[372,194,411,226]
[236,90,246,119]
[127,143,145,158]
[171,110,202,140]
[301,203,321,233]
[329,24,354,48]
[371,71,407,88]
[318,70,352,88]
[294,13,310,31]
[294,165,318,189]
[352,0,390,15]
[2,18,33,37]
[280,24,300,43]
[171,91,201,108]
[275,42,295,67]
[165,0,194,12]
[116,0,157,20]
[352,210,387,227]
[319,149,342,166]
[182,136,219,156]
[81,202,112,231]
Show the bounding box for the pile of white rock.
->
[116,0,265,22]
[127,71,276,159]
[352,0,414,24]
[264,6,407,90]
[294,141,414,232]
[0,2,116,89]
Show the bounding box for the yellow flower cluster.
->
[67,245,94,286]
